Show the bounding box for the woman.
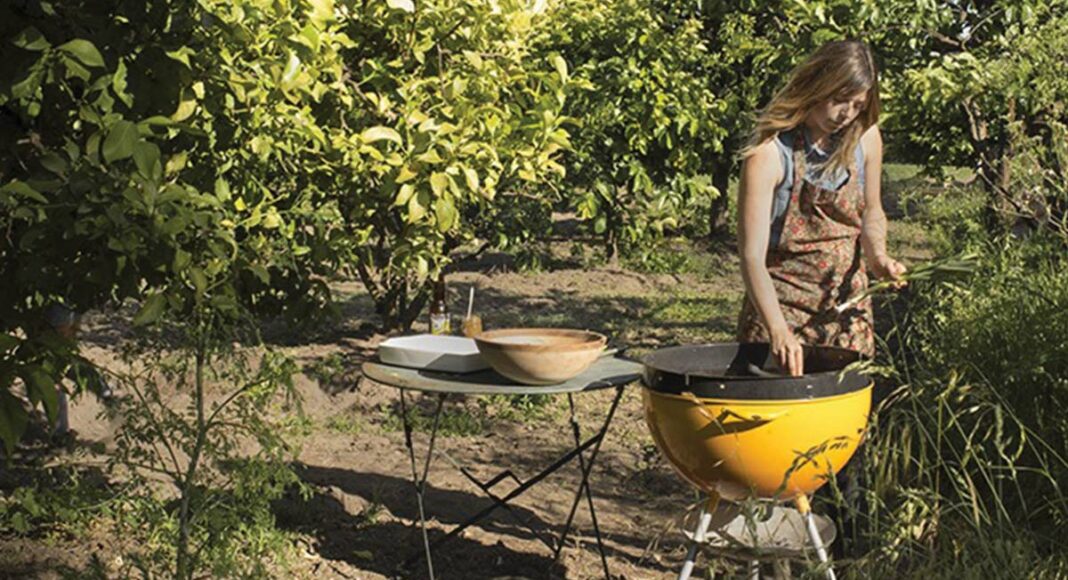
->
[737,40,906,376]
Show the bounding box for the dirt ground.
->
[1,190,932,579]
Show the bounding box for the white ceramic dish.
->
[377,334,490,373]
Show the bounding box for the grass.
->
[305,352,350,390]
[379,399,486,437]
[481,394,561,423]
[322,412,365,435]
[0,467,119,539]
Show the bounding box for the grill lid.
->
[641,343,869,400]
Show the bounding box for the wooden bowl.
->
[474,328,607,385]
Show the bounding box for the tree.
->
[538,0,727,262]
[1,0,354,575]
[337,0,572,329]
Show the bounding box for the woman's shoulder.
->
[743,138,785,184]
[746,138,783,165]
[860,124,882,156]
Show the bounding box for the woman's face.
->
[806,90,869,136]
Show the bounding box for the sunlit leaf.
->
[361,126,402,145]
[57,39,104,68]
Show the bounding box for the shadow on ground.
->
[277,452,681,578]
[274,464,571,579]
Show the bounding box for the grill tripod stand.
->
[678,494,837,580]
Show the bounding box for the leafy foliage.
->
[538,0,726,261]
[338,0,573,327]
[109,333,306,578]
[883,2,1068,234]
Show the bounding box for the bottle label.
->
[430,313,451,335]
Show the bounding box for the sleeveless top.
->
[770,127,865,247]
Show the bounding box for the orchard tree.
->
[538,0,727,262]
[337,0,573,328]
[884,1,1068,233]
[1,0,359,576]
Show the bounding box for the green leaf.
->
[165,151,189,176]
[0,334,19,350]
[361,126,402,145]
[408,191,429,222]
[386,0,415,12]
[551,54,569,82]
[172,99,197,122]
[140,116,173,127]
[282,51,301,85]
[103,121,138,163]
[463,167,480,192]
[13,27,50,51]
[249,264,271,284]
[414,256,429,281]
[20,366,57,421]
[11,69,42,101]
[434,196,457,232]
[40,153,67,177]
[463,51,483,70]
[85,132,102,162]
[173,249,191,273]
[0,390,29,456]
[262,210,282,229]
[166,47,194,69]
[1,180,47,203]
[395,183,415,207]
[308,0,334,23]
[62,56,91,82]
[429,172,448,197]
[133,141,162,181]
[214,177,231,201]
[417,148,443,164]
[112,59,133,108]
[189,268,207,296]
[57,39,104,68]
[396,165,417,184]
[133,293,167,326]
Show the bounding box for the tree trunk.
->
[605,202,619,267]
[176,343,207,580]
[708,157,733,241]
[966,98,1015,235]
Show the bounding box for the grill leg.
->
[794,495,836,580]
[679,495,718,580]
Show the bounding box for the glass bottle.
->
[428,273,450,335]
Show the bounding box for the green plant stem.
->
[176,344,208,580]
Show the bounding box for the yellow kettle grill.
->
[641,343,872,579]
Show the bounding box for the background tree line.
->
[1,0,1066,576]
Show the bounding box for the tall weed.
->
[839,237,1068,577]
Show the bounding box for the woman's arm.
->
[859,125,907,282]
[738,140,804,375]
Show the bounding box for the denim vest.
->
[769,128,865,247]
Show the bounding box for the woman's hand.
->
[870,255,908,289]
[770,325,805,376]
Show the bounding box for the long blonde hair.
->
[741,40,880,177]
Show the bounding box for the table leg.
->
[439,451,556,551]
[399,384,626,579]
[553,385,625,578]
[418,428,602,558]
[400,389,448,579]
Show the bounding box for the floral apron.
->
[737,131,875,356]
